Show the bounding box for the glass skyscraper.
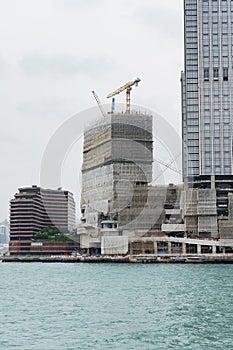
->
[181,0,233,178]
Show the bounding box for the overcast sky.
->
[0,0,183,221]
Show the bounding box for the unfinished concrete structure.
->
[219,193,233,247]
[183,175,233,240]
[78,107,233,254]
[79,112,184,253]
[81,112,153,231]
[182,188,218,238]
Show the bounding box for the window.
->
[222,23,228,34]
[222,45,228,56]
[188,126,198,133]
[222,57,228,66]
[204,68,209,81]
[212,13,218,23]
[224,167,230,173]
[214,68,219,79]
[212,1,218,12]
[222,12,228,23]
[205,167,211,174]
[213,23,218,34]
[213,34,218,45]
[222,86,229,95]
[205,145,211,152]
[222,35,228,45]
[213,57,219,66]
[203,12,209,23]
[213,87,219,96]
[223,68,228,81]
[202,1,209,11]
[203,23,209,33]
[215,167,221,174]
[204,57,210,65]
[224,138,229,145]
[213,45,219,57]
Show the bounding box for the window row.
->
[203,57,229,66]
[204,68,229,80]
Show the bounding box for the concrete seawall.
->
[2,254,233,263]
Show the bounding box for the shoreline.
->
[2,254,233,264]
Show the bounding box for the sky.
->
[0,0,183,221]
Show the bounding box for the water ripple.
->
[0,263,233,349]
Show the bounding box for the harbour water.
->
[0,263,232,350]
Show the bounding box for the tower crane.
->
[106,78,141,113]
[92,90,106,118]
[151,154,182,185]
[155,158,182,176]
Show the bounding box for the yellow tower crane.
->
[106,78,141,113]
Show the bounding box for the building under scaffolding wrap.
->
[77,110,187,254]
[78,110,233,254]
[81,112,153,231]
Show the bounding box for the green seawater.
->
[0,263,232,350]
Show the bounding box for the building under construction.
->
[183,175,233,241]
[81,112,153,228]
[79,107,184,253]
[77,79,233,255]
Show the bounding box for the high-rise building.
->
[81,113,153,230]
[10,186,76,255]
[181,0,233,178]
[79,112,184,254]
[0,224,7,244]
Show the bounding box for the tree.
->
[33,226,72,242]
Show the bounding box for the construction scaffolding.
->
[81,112,153,233]
[182,189,218,238]
[218,193,233,244]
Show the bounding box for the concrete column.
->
[182,243,186,255]
[129,242,133,255]
[154,241,158,255]
[142,242,146,255]
[211,175,215,190]
[168,242,172,254]
[212,245,216,254]
[222,247,226,254]
[197,245,201,255]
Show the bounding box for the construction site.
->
[76,79,233,257]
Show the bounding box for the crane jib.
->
[106,78,141,113]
